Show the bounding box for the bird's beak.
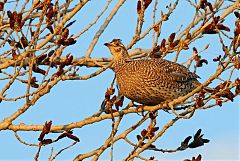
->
[104,42,110,46]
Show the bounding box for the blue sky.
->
[0,0,239,160]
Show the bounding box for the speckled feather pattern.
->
[105,39,201,105]
[113,58,201,105]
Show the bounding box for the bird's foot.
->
[136,105,146,116]
[157,101,171,113]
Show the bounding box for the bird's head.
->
[104,39,129,60]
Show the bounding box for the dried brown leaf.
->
[137,1,141,14]
[168,32,175,44]
[0,2,4,11]
[41,139,53,145]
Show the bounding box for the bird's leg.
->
[131,101,139,107]
[122,99,145,116]
[158,101,171,113]
[122,101,146,116]
[136,105,146,116]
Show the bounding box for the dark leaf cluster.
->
[38,121,79,146]
[137,0,152,14]
[178,129,209,151]
[184,154,202,161]
[7,11,25,32]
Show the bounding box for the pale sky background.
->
[0,0,239,161]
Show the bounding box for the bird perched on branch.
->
[104,39,202,106]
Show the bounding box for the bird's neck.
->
[113,50,129,62]
[112,50,130,70]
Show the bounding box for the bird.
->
[104,39,202,106]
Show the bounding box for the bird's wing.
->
[171,71,199,82]
[122,59,199,82]
[162,60,200,82]
[145,59,199,82]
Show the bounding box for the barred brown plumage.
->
[105,39,201,106]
